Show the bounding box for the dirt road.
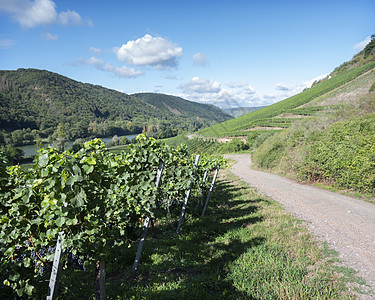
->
[226,154,375,298]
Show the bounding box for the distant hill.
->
[223,106,266,118]
[131,92,231,122]
[0,69,231,144]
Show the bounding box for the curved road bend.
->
[225,154,375,298]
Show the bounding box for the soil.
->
[225,154,375,299]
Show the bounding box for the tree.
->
[0,144,24,164]
[364,34,375,58]
[52,123,68,152]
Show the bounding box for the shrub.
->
[299,114,375,193]
[217,138,249,153]
[252,132,286,169]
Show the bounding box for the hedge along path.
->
[225,154,375,297]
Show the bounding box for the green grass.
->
[49,168,361,299]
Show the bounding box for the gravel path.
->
[225,154,375,298]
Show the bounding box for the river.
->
[18,134,139,157]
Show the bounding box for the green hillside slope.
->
[132,92,231,123]
[199,61,375,137]
[199,36,375,138]
[250,36,375,197]
[0,69,231,145]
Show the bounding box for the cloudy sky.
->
[0,0,374,108]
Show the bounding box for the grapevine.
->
[0,135,225,297]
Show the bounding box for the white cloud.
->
[0,0,88,28]
[177,78,260,108]
[227,81,248,88]
[215,84,257,107]
[179,77,221,94]
[104,63,143,78]
[42,32,58,40]
[165,74,177,80]
[115,34,183,69]
[89,47,101,56]
[353,36,371,53]
[275,82,292,91]
[192,52,209,66]
[87,56,104,68]
[78,56,143,78]
[0,38,15,49]
[57,9,82,26]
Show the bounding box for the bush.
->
[217,138,249,153]
[299,114,375,193]
[0,145,24,164]
[252,132,286,169]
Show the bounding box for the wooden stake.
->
[95,260,106,300]
[202,165,220,216]
[176,155,200,234]
[132,161,164,274]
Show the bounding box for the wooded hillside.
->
[0,69,231,145]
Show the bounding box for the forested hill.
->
[0,69,231,143]
[131,92,229,122]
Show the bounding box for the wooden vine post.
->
[197,168,209,208]
[95,260,106,300]
[176,154,200,234]
[202,164,220,216]
[132,160,164,275]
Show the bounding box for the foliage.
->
[252,131,286,169]
[370,81,375,92]
[252,109,375,196]
[164,135,252,155]
[298,114,375,193]
[163,135,222,155]
[0,144,24,164]
[217,138,249,153]
[0,135,224,297]
[364,34,375,58]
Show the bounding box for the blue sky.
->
[0,0,374,108]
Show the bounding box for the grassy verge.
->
[49,167,362,299]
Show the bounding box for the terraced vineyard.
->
[199,62,375,137]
